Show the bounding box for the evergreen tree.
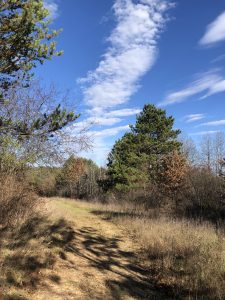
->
[106,104,181,190]
[0,0,62,92]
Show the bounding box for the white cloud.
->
[70,108,140,130]
[44,0,59,20]
[87,116,122,126]
[184,113,205,123]
[200,119,225,126]
[91,125,130,138]
[202,79,225,99]
[190,130,219,136]
[79,0,173,112]
[159,70,225,106]
[80,125,130,166]
[211,54,225,64]
[76,0,174,165]
[105,108,141,117]
[85,108,141,126]
[200,11,225,46]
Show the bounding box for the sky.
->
[38,0,225,165]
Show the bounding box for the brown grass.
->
[120,218,225,298]
[0,209,75,299]
[90,201,225,299]
[1,197,225,299]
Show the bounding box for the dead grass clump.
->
[117,217,225,299]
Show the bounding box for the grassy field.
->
[1,198,225,299]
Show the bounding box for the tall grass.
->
[92,201,225,299]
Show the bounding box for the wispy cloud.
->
[80,125,130,165]
[159,69,225,106]
[105,108,141,118]
[201,78,225,99]
[200,119,225,127]
[91,125,130,138]
[199,11,225,46]
[190,130,219,136]
[211,54,225,64]
[44,0,59,20]
[79,0,173,113]
[184,113,206,123]
[88,108,141,126]
[77,0,174,165]
[87,117,121,126]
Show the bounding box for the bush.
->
[179,167,225,221]
[28,167,59,197]
[0,174,38,227]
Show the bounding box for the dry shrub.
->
[180,167,225,221]
[0,175,38,227]
[118,216,225,299]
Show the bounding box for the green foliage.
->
[106,104,181,191]
[0,103,79,139]
[0,0,62,91]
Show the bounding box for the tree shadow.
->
[0,212,210,299]
[11,216,75,249]
[63,225,170,299]
[0,215,75,298]
[87,210,217,300]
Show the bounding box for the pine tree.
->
[106,104,181,190]
[0,0,62,92]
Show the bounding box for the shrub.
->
[0,174,38,227]
[179,167,225,221]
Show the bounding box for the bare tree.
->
[213,132,225,175]
[181,137,199,165]
[0,81,91,167]
[200,134,214,171]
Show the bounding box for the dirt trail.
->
[31,198,160,300]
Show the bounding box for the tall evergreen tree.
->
[106,104,181,190]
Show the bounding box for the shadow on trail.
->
[0,212,191,299]
[0,216,75,299]
[65,225,162,300]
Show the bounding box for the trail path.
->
[32,198,160,300]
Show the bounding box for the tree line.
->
[29,103,225,223]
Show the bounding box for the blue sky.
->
[38,0,225,165]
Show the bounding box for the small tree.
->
[58,156,85,198]
[156,151,188,210]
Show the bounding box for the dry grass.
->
[1,197,225,299]
[90,201,225,299]
[120,218,225,298]
[0,208,75,299]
